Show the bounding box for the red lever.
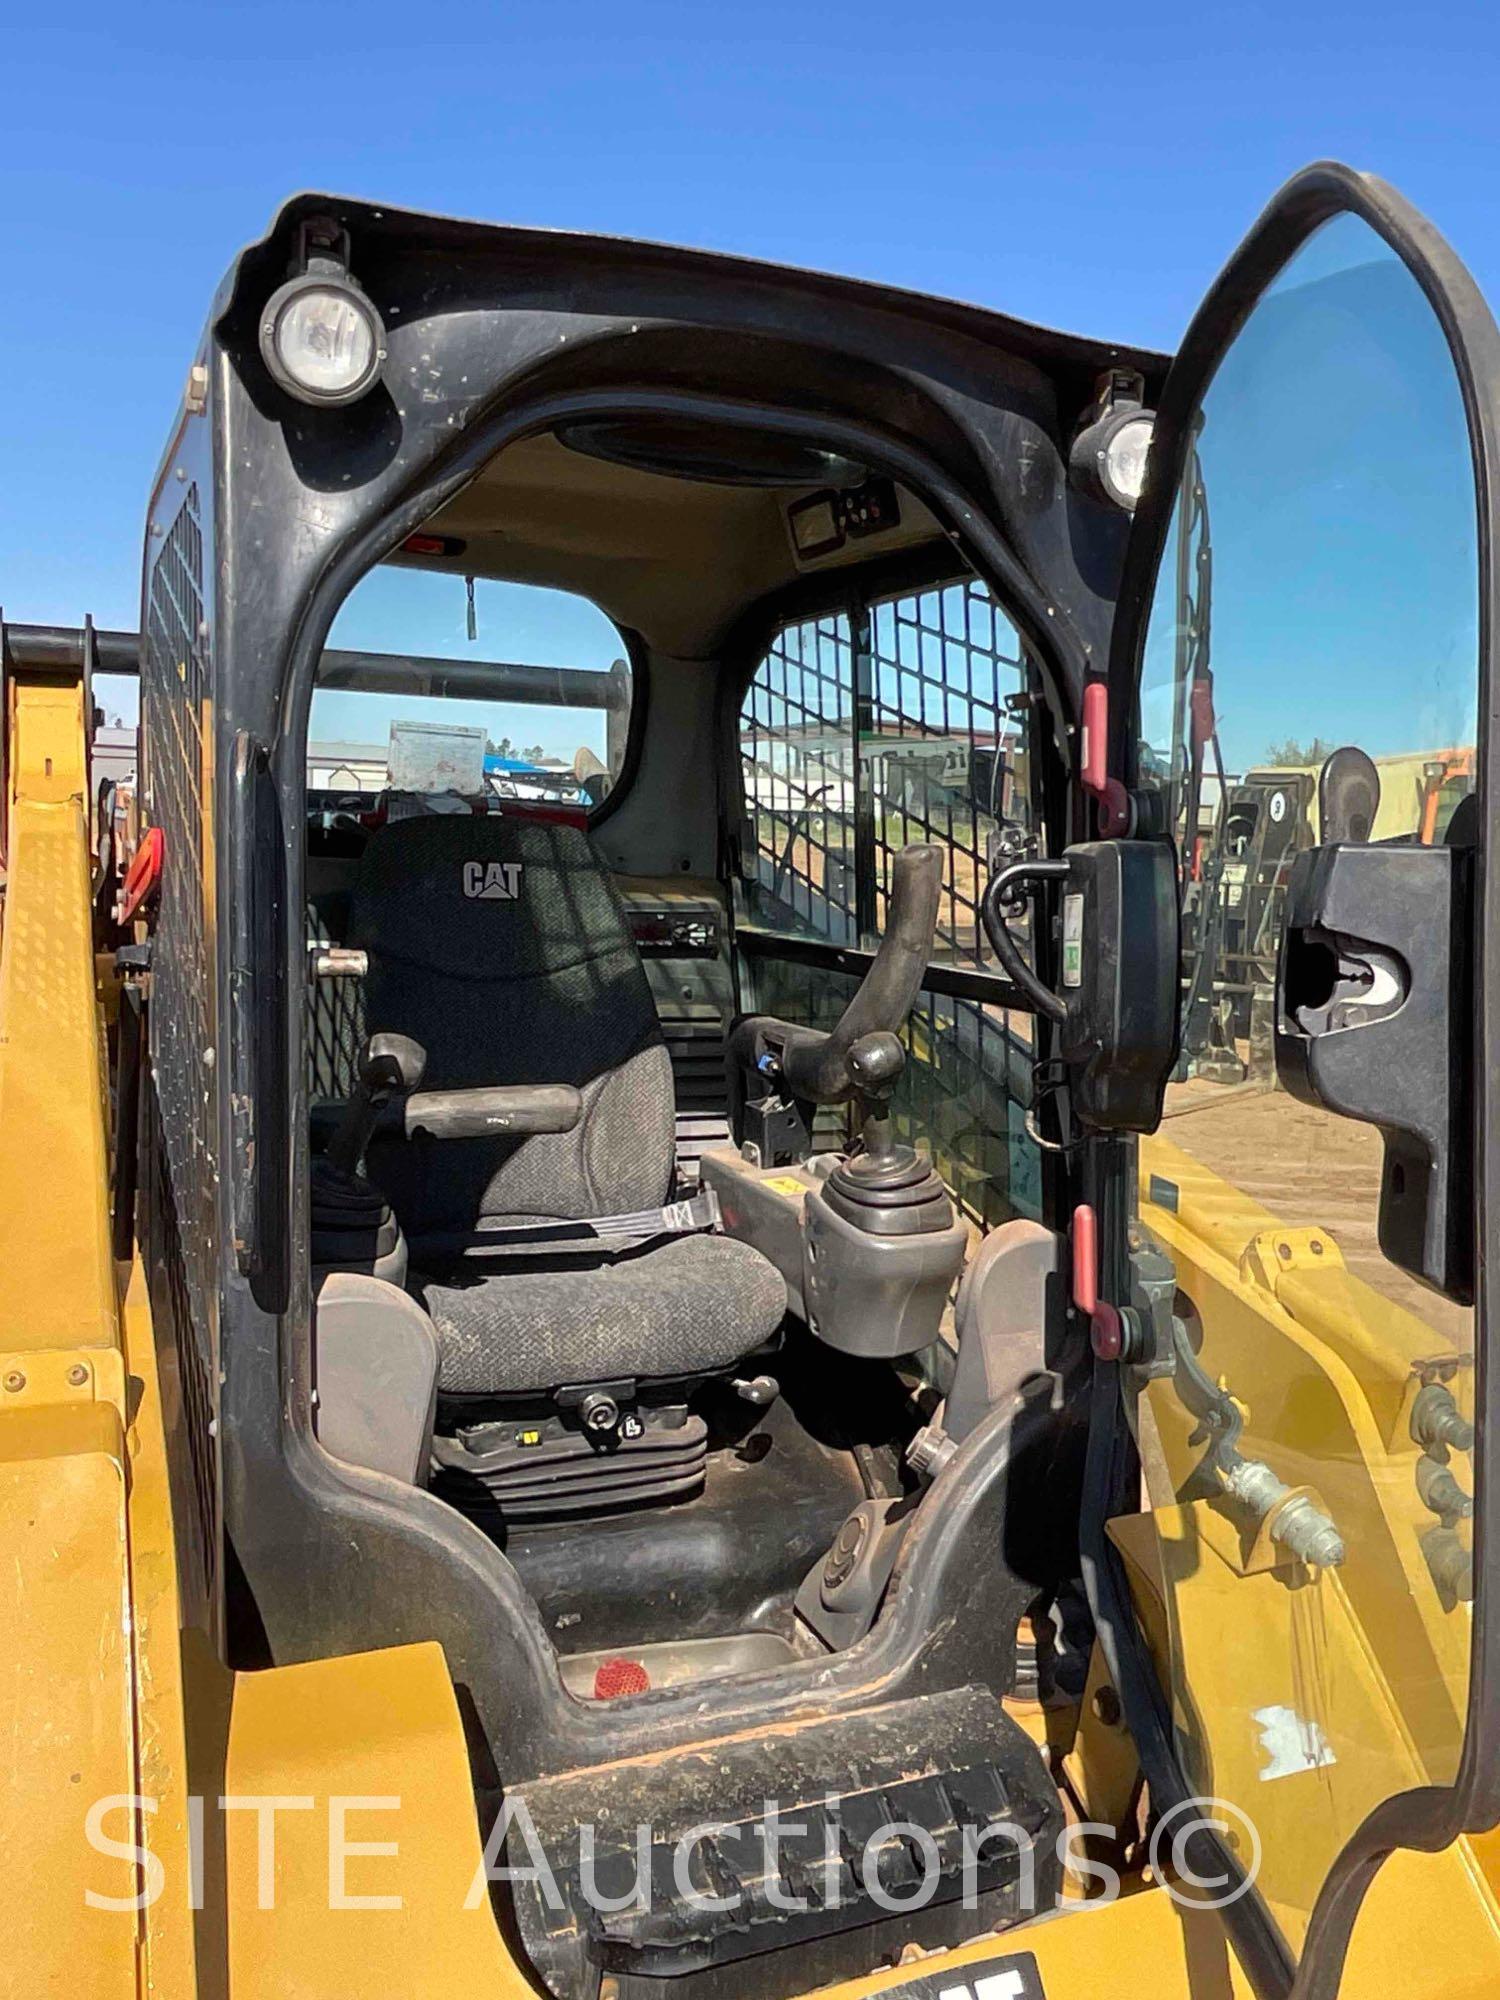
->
[1071,1203,1098,1316]
[1078,679,1132,837]
[1071,1202,1125,1360]
[116,826,165,924]
[1189,671,1216,750]
[1080,681,1108,795]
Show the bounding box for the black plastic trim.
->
[578,620,649,834]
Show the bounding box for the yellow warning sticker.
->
[764,1176,806,1198]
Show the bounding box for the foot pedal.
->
[432,1407,708,1522]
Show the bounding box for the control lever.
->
[327,1032,427,1175]
[777,844,943,1104]
[844,1031,912,1179]
[826,1028,952,1219]
[729,843,944,1168]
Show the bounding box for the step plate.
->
[505,1684,1062,2000]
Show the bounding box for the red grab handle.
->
[1080,680,1109,796]
[1072,1202,1125,1358]
[1071,1203,1098,1316]
[1078,679,1132,837]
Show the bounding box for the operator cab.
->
[303,428,1023,1692]
[130,193,1183,2000]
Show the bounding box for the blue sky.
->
[6,0,1500,751]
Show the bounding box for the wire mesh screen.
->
[739,613,857,943]
[738,574,1040,1229]
[140,482,220,1600]
[867,580,1032,963]
[739,581,1031,952]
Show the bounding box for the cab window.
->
[312,566,633,811]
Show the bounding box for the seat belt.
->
[566,1187,722,1244]
[413,1186,723,1261]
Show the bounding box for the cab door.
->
[1099,165,1500,1996]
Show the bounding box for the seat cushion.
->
[414,1234,787,1396]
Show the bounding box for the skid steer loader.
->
[2,160,1498,2000]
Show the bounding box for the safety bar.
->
[3,623,628,710]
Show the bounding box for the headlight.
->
[1071,405,1156,512]
[1099,411,1154,509]
[259,274,386,407]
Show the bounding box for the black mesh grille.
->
[740,580,1031,956]
[739,575,1040,1229]
[140,483,219,1594]
[740,614,857,943]
[867,581,1032,962]
[305,902,366,1101]
[144,1088,219,1566]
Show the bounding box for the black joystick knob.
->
[362,1032,426,1097]
[327,1032,427,1174]
[847,1031,904,1102]
[826,1029,952,1227]
[835,1032,919,1185]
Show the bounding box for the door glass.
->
[1133,212,1477,1953]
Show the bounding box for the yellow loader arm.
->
[0,664,520,1998]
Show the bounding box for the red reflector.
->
[400,532,465,558]
[117,825,165,924]
[592,1657,651,1700]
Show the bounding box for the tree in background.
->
[1263,734,1336,767]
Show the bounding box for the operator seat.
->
[346,812,785,1397]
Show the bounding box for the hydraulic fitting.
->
[1410,1381,1474,1458]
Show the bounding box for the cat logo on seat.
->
[463,860,523,900]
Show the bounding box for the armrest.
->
[375,1083,582,1142]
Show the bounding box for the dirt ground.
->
[1160,1076,1472,1347]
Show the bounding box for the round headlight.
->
[1070,405,1156,512]
[259,275,386,407]
[1099,411,1154,510]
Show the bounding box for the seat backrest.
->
[348,814,674,1236]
